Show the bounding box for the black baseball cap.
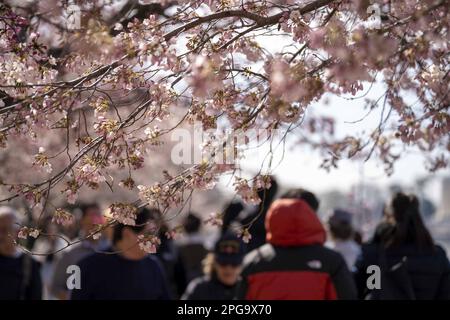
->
[214,233,245,266]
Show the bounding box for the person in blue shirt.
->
[50,203,110,300]
[71,208,171,300]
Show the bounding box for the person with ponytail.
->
[354,192,450,300]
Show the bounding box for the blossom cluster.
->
[137,234,161,254]
[52,208,74,226]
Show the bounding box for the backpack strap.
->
[377,246,416,300]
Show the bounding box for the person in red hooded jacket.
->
[236,198,357,300]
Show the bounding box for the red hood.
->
[265,198,326,246]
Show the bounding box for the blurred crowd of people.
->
[0,178,449,300]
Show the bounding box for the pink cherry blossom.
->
[0,0,447,254]
[204,212,223,227]
[52,209,74,226]
[137,234,161,254]
[239,228,252,244]
[18,227,40,240]
[109,203,137,226]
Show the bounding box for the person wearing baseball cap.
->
[182,232,245,300]
[326,209,361,270]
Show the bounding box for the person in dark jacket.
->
[182,233,245,300]
[280,188,320,212]
[144,208,187,298]
[178,212,208,283]
[354,192,450,300]
[0,206,42,300]
[50,203,109,300]
[71,208,171,300]
[239,176,278,252]
[237,198,357,300]
[221,200,244,236]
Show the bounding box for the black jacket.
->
[181,274,237,300]
[354,243,450,300]
[0,253,42,300]
[156,238,187,298]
